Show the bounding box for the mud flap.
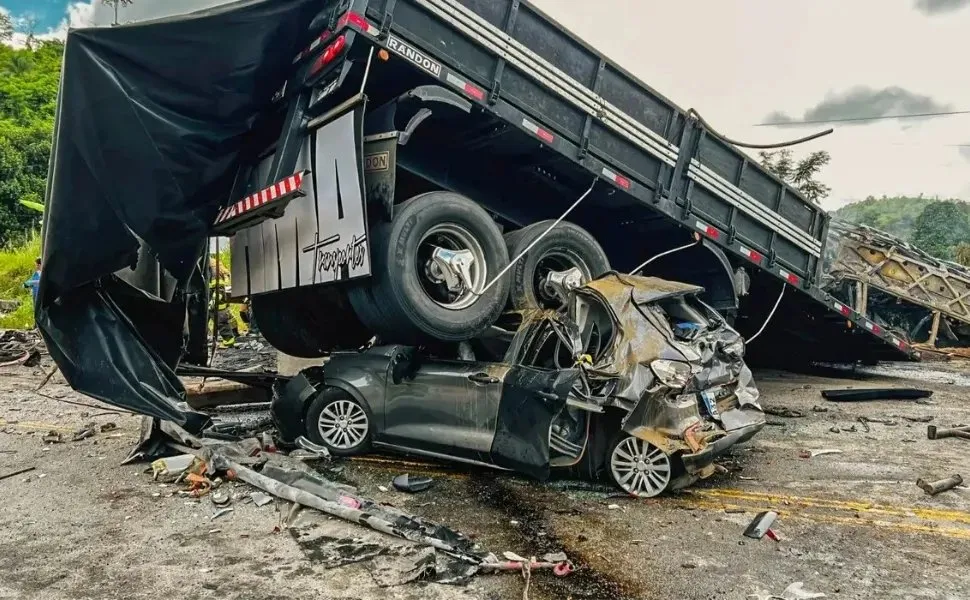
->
[489,367,580,481]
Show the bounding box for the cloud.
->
[763,86,952,127]
[1,1,96,47]
[915,0,970,15]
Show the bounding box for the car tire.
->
[253,286,370,358]
[305,387,372,456]
[607,433,674,498]
[361,192,510,343]
[505,220,610,310]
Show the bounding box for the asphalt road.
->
[1,359,968,600]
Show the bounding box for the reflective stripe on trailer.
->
[214,171,308,226]
[445,72,485,101]
[833,301,851,316]
[779,269,800,286]
[739,245,762,264]
[694,220,719,239]
[864,320,883,335]
[522,118,554,143]
[601,167,631,189]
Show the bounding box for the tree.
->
[0,41,64,244]
[911,201,970,261]
[759,149,832,204]
[954,242,970,267]
[0,12,13,43]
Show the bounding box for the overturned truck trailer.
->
[825,221,970,350]
[37,0,916,430]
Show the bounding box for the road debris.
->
[763,406,805,418]
[798,449,843,459]
[927,425,970,440]
[212,507,234,520]
[128,418,572,590]
[392,474,433,493]
[917,474,963,496]
[742,511,778,540]
[251,492,273,507]
[71,423,97,441]
[42,431,63,444]
[99,422,117,432]
[748,581,826,600]
[150,454,196,482]
[821,388,932,402]
[0,466,35,482]
[211,491,230,506]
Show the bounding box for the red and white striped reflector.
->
[739,245,762,264]
[895,338,907,350]
[214,171,307,226]
[864,321,883,335]
[833,301,851,316]
[779,269,800,285]
[338,11,378,35]
[522,118,554,143]
[445,73,484,101]
[695,220,719,239]
[601,167,631,189]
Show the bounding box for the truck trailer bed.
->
[345,0,914,362]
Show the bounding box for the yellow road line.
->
[681,498,970,541]
[691,488,970,525]
[0,419,73,433]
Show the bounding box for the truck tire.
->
[252,286,370,358]
[505,220,610,310]
[354,191,510,342]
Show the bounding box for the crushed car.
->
[272,272,765,497]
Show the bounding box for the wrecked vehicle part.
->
[38,0,322,429]
[821,388,932,402]
[269,273,764,497]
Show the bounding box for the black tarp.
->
[38,0,323,430]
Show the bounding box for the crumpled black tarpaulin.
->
[38,0,322,430]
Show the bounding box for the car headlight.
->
[650,359,693,389]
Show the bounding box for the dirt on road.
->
[1,358,968,600]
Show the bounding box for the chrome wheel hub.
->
[317,399,369,450]
[610,437,672,498]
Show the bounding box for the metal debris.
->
[251,492,273,507]
[917,475,963,496]
[927,425,970,440]
[798,449,843,459]
[212,507,234,520]
[392,474,433,493]
[821,388,932,402]
[742,511,778,539]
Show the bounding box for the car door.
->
[381,351,509,464]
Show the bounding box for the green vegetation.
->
[0,232,40,329]
[834,196,970,264]
[0,39,62,245]
[759,149,832,204]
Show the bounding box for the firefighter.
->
[208,258,235,349]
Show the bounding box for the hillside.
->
[833,195,970,242]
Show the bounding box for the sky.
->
[1,0,968,210]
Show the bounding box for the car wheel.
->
[359,192,510,343]
[305,388,372,456]
[608,434,672,498]
[505,220,610,310]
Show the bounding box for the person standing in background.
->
[24,258,41,311]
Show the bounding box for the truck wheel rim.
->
[318,400,369,449]
[534,251,591,308]
[610,437,671,497]
[417,223,487,310]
